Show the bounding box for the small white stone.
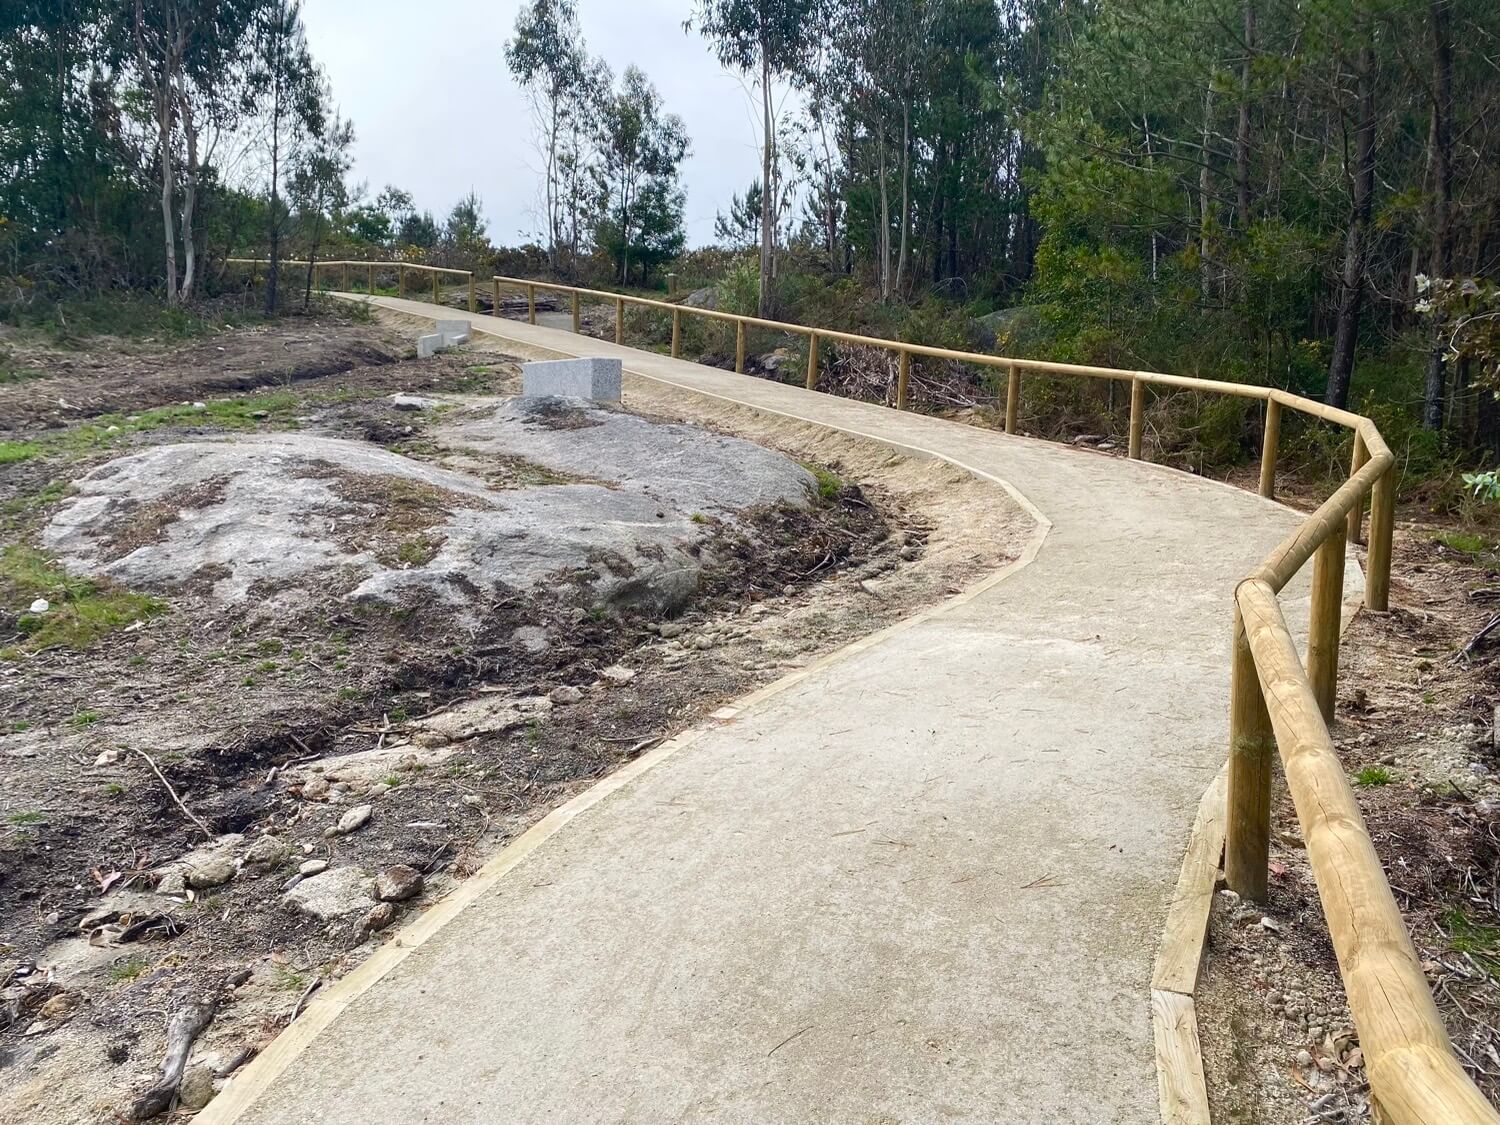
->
[93,749,121,767]
[600,665,636,685]
[191,401,206,411]
[299,859,329,877]
[28,599,49,614]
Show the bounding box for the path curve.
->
[205,300,1353,1124]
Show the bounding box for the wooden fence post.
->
[367,263,374,293]
[806,332,820,391]
[468,274,476,314]
[1005,362,1020,434]
[398,265,405,299]
[615,298,624,345]
[1307,525,1347,722]
[1259,398,1283,499]
[571,291,580,334]
[341,263,349,290]
[735,320,746,374]
[1365,465,1395,612]
[527,283,536,325]
[1128,377,1145,459]
[1347,432,1369,545]
[671,308,681,357]
[1225,606,1275,901]
[896,350,911,410]
[493,278,500,315]
[431,269,438,303]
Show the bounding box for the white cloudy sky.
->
[301,0,775,247]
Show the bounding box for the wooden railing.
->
[227,256,1496,1122]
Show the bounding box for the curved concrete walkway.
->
[206,300,1348,1125]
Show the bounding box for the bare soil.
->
[0,311,1030,1123]
[1198,526,1500,1123]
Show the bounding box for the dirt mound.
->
[40,407,815,615]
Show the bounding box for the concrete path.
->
[208,299,1344,1125]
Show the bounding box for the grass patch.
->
[1444,908,1500,975]
[108,955,150,984]
[3,292,267,347]
[1354,765,1393,787]
[1,546,164,659]
[68,709,102,727]
[1435,530,1487,555]
[6,811,44,825]
[802,463,844,503]
[0,441,42,465]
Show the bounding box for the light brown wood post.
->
[367,263,374,293]
[1005,362,1020,434]
[671,308,681,357]
[1225,607,1275,901]
[468,274,476,313]
[1307,525,1347,722]
[571,291,580,333]
[1259,398,1282,499]
[342,263,349,290]
[805,332,820,391]
[667,272,678,296]
[431,269,438,303]
[735,320,746,374]
[614,298,624,345]
[896,349,911,410]
[527,284,536,325]
[1127,377,1145,459]
[1365,465,1395,612]
[1347,432,1369,545]
[493,278,500,315]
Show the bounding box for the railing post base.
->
[1307,525,1347,721]
[805,332,820,391]
[896,350,911,410]
[1259,398,1282,499]
[1128,377,1145,459]
[1005,362,1020,434]
[1365,466,1395,612]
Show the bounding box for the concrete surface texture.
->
[207,297,1352,1125]
[521,355,623,400]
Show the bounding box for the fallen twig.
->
[1453,612,1500,663]
[290,976,321,1022]
[125,995,216,1120]
[137,751,213,840]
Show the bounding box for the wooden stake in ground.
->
[138,750,213,840]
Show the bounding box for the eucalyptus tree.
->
[691,0,824,315]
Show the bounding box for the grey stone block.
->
[417,333,442,359]
[435,319,470,346]
[521,357,622,402]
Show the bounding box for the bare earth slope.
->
[203,298,1348,1125]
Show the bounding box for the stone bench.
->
[521,357,622,402]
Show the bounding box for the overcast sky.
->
[301,0,773,248]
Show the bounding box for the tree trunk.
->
[156,92,178,306]
[1236,1,1255,227]
[758,50,774,317]
[1422,0,1454,431]
[894,97,910,295]
[877,123,891,302]
[1325,45,1376,409]
[1199,84,1214,297]
[177,77,200,302]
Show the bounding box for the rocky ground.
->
[0,309,1029,1122]
[1198,524,1500,1123]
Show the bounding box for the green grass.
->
[108,955,150,984]
[68,709,102,727]
[1444,909,1500,974]
[4,293,267,347]
[1354,765,1393,787]
[6,811,44,826]
[802,463,844,502]
[1,547,164,659]
[0,441,42,465]
[1435,531,1487,554]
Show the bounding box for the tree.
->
[594,66,689,285]
[251,0,321,314]
[715,181,764,250]
[289,97,352,309]
[692,0,823,315]
[445,191,490,260]
[505,0,588,271]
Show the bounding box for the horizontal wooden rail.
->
[223,259,1489,1120]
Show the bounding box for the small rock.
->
[461,794,483,808]
[336,804,373,835]
[187,857,237,890]
[389,393,438,412]
[601,665,636,685]
[177,1065,217,1112]
[368,782,391,799]
[657,622,687,639]
[549,685,584,706]
[191,401,206,411]
[28,598,49,614]
[281,866,372,921]
[1259,916,1281,933]
[299,859,329,877]
[38,992,78,1022]
[301,776,330,800]
[355,901,397,938]
[94,749,121,768]
[156,871,187,897]
[1469,762,1491,777]
[1295,1049,1314,1069]
[243,836,290,867]
[512,625,551,653]
[372,865,423,903]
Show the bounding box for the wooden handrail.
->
[223,258,1493,1121]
